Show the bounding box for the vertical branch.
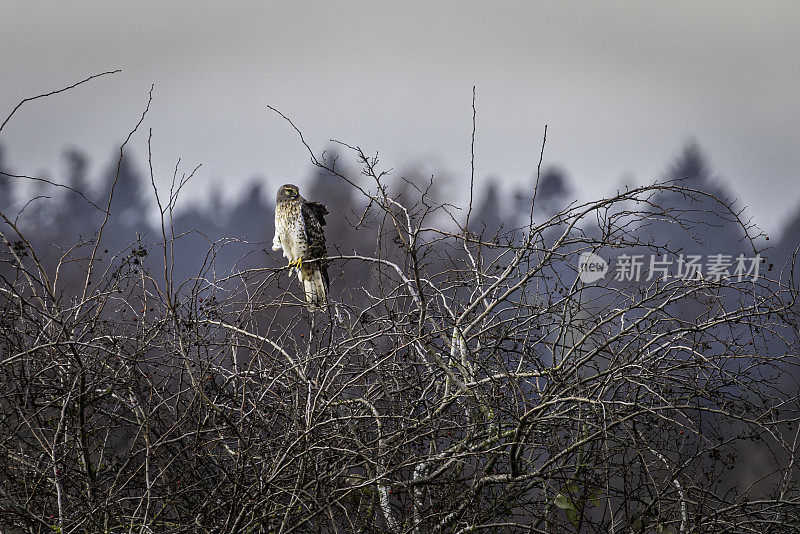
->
[80,85,153,305]
[529,124,548,227]
[464,85,477,232]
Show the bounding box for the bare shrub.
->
[1,79,799,533]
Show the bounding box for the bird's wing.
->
[301,200,329,289]
[304,201,329,227]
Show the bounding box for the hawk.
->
[272,184,330,311]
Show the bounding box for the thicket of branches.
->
[2,76,800,533]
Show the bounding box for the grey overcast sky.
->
[1,1,799,233]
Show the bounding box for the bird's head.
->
[277,184,301,203]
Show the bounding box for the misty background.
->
[1,1,798,236]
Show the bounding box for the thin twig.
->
[0,69,121,134]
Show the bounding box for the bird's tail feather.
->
[302,268,327,311]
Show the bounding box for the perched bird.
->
[272,184,330,311]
